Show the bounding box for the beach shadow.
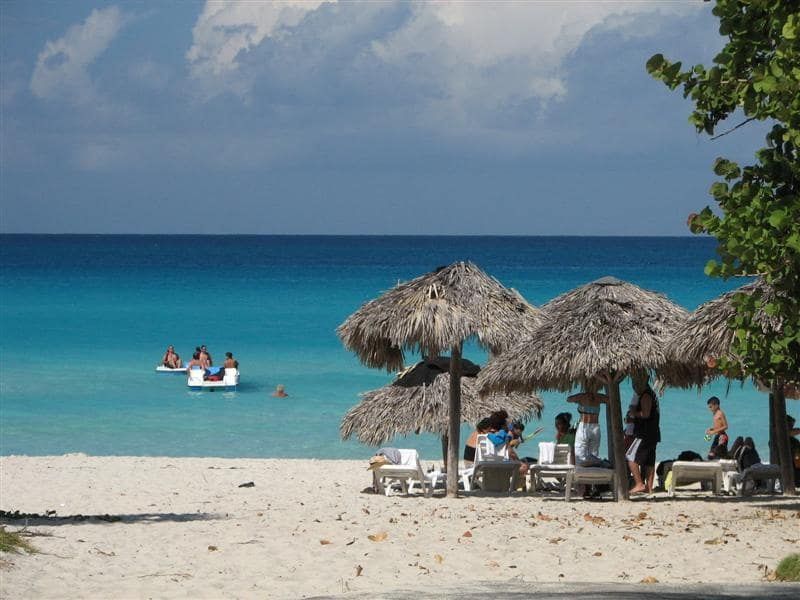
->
[308,582,800,600]
[0,509,220,526]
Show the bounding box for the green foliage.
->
[648,0,800,384]
[0,526,36,554]
[775,553,800,581]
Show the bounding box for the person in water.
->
[187,352,206,374]
[272,384,288,398]
[223,352,238,369]
[199,345,213,367]
[162,345,181,369]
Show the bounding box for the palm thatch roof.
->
[340,357,543,446]
[662,279,798,395]
[337,261,543,372]
[478,276,689,394]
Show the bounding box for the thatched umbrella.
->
[479,276,688,500]
[338,261,543,497]
[663,279,797,494]
[341,358,543,456]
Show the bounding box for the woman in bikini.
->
[567,384,608,467]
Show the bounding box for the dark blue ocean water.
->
[0,235,770,461]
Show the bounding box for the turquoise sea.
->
[0,235,777,462]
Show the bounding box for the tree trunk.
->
[446,345,463,498]
[606,380,629,501]
[606,406,615,466]
[771,381,796,495]
[769,392,778,465]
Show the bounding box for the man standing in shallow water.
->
[706,396,729,459]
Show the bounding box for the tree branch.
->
[710,117,757,140]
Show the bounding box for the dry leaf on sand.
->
[640,576,658,584]
[434,554,444,564]
[583,513,606,525]
[355,565,363,577]
[207,545,218,552]
[462,530,473,538]
[537,512,553,521]
[368,532,388,542]
[320,539,332,545]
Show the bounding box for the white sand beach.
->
[1,455,798,598]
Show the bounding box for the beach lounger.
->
[667,461,722,496]
[723,463,782,496]
[565,467,616,501]
[372,449,431,497]
[470,435,520,493]
[529,443,574,493]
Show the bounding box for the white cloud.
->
[187,0,333,97]
[186,0,701,123]
[372,1,701,113]
[30,6,126,103]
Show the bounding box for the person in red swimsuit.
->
[706,396,729,459]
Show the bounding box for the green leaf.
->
[710,182,729,199]
[704,260,719,277]
[646,54,665,73]
[783,16,797,40]
[768,209,789,228]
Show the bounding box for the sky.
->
[0,0,767,235]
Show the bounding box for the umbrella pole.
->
[446,344,463,498]
[441,435,448,469]
[606,380,629,501]
[771,381,796,495]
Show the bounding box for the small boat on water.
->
[187,367,239,391]
[156,365,187,373]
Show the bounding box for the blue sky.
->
[0,1,765,234]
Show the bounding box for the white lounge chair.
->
[529,443,574,493]
[372,449,431,497]
[470,435,520,493]
[668,461,723,496]
[565,467,616,501]
[723,463,782,496]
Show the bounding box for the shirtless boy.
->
[706,396,729,459]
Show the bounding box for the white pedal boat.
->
[156,365,187,373]
[187,367,239,391]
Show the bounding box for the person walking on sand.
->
[625,371,660,494]
[705,396,729,459]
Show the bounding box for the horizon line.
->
[0,232,707,238]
